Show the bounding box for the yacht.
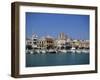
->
[30,50,33,54]
[48,49,57,53]
[82,49,89,53]
[71,47,76,53]
[36,50,41,54]
[76,49,82,53]
[60,49,67,53]
[41,50,46,54]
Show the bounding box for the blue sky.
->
[26,12,89,40]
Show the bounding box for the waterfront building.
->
[55,32,72,50]
[37,37,46,49]
[31,33,39,49]
[44,35,54,49]
[37,35,54,50]
[70,40,80,49]
[26,38,33,50]
[70,40,89,49]
[26,32,89,52]
[79,40,89,49]
[55,39,66,49]
[26,37,32,45]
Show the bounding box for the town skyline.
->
[26,12,89,40]
[26,32,89,41]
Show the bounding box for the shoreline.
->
[26,49,89,54]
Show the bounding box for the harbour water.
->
[26,52,89,67]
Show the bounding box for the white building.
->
[31,33,39,49]
[26,37,32,46]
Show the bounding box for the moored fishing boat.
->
[41,50,46,54]
[71,47,76,53]
[60,49,67,53]
[47,49,57,53]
